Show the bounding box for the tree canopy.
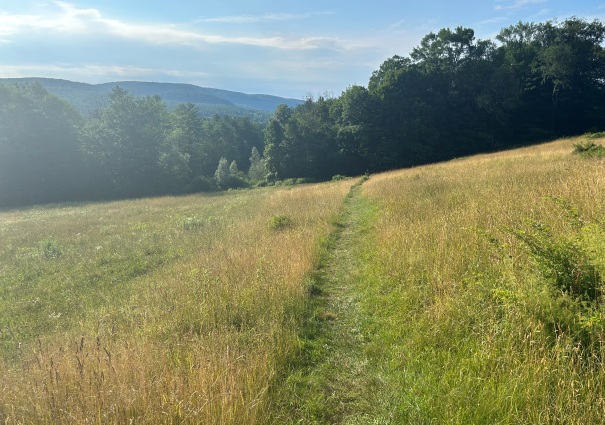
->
[264,18,605,179]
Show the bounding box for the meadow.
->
[0,181,352,423]
[2,134,605,423]
[358,135,605,423]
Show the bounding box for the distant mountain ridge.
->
[0,77,303,119]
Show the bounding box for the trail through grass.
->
[272,178,399,424]
[4,136,605,423]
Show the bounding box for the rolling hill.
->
[0,77,303,119]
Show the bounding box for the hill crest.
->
[0,77,303,118]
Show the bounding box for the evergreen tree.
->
[248,147,266,181]
[214,157,230,189]
[229,160,241,178]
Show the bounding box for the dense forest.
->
[1,18,604,207]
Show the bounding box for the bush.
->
[586,131,605,139]
[572,141,605,158]
[510,221,601,302]
[502,198,605,347]
[227,175,249,189]
[296,177,315,184]
[269,214,293,231]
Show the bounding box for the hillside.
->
[2,135,605,423]
[0,77,303,118]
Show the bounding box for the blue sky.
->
[1,1,604,98]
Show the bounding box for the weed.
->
[269,214,293,230]
[503,197,605,348]
[38,238,61,259]
[508,220,601,302]
[179,216,204,231]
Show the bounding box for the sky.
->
[0,1,604,99]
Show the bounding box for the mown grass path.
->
[272,178,399,424]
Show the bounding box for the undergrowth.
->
[573,140,605,158]
[495,196,605,349]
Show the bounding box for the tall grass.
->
[360,135,605,422]
[0,181,352,423]
[4,134,605,423]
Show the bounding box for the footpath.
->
[273,178,399,424]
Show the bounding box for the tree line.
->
[0,84,265,207]
[265,18,605,179]
[1,18,604,208]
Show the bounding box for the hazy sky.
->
[1,1,604,98]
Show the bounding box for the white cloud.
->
[495,0,547,11]
[385,19,407,33]
[0,2,336,50]
[474,16,509,26]
[0,64,210,80]
[198,11,334,24]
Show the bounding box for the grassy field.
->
[0,181,352,423]
[359,135,605,423]
[2,135,605,423]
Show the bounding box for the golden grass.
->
[4,134,605,423]
[360,135,605,422]
[0,181,352,424]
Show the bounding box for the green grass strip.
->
[269,177,402,424]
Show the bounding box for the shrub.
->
[296,177,315,184]
[281,178,297,186]
[269,214,293,231]
[572,141,605,158]
[510,221,601,302]
[586,131,605,139]
[227,175,249,189]
[503,198,605,347]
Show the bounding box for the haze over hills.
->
[0,77,303,119]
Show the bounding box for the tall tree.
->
[330,85,376,174]
[0,83,84,207]
[82,87,179,197]
[264,104,293,179]
[214,157,230,189]
[247,147,266,181]
[498,18,605,138]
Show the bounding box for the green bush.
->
[572,141,605,158]
[586,131,605,139]
[226,175,249,189]
[510,221,601,302]
[269,214,293,231]
[296,177,315,184]
[503,198,605,347]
